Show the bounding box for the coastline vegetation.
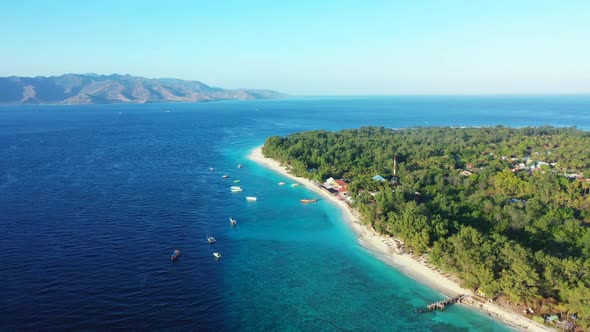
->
[262,126,590,328]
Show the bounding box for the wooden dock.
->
[417,294,465,313]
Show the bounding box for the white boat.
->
[300,198,318,203]
[237,164,243,169]
[213,252,222,259]
[230,186,242,192]
[291,183,300,187]
[207,236,216,244]
[246,196,257,202]
[278,182,286,185]
[209,167,214,172]
[229,217,237,225]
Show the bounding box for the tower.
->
[392,155,400,185]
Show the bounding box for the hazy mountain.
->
[0,74,286,104]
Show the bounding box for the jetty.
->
[416,294,466,313]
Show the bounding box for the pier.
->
[417,294,466,313]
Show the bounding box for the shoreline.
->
[248,146,554,332]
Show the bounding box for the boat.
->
[237,164,243,169]
[213,252,222,259]
[290,183,300,187]
[232,180,240,183]
[171,249,180,261]
[207,236,216,244]
[209,167,214,172]
[222,175,229,179]
[278,182,286,185]
[229,217,237,225]
[300,198,318,203]
[246,196,257,202]
[230,186,242,192]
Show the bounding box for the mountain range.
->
[0,74,286,104]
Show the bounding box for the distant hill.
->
[0,74,287,104]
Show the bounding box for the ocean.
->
[1,95,589,331]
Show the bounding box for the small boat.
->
[246,196,257,202]
[291,183,300,187]
[171,249,180,261]
[213,252,222,259]
[300,198,318,203]
[229,217,237,225]
[233,180,241,183]
[230,186,243,192]
[278,182,286,185]
[209,167,214,172]
[207,236,216,244]
[237,164,243,169]
[222,175,229,179]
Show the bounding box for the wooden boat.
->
[207,236,216,244]
[229,217,237,225]
[246,196,257,202]
[171,249,180,261]
[213,252,222,259]
[300,198,318,203]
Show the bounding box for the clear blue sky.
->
[1,0,589,95]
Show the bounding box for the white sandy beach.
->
[248,146,554,332]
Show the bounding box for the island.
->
[253,126,590,331]
[0,74,286,104]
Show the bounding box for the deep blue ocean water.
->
[1,96,589,331]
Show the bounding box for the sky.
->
[0,0,589,95]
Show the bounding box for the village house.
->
[322,177,342,195]
[372,175,386,182]
[460,170,473,177]
[333,179,348,193]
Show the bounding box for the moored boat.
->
[237,164,243,169]
[222,175,229,178]
[171,249,180,261]
[278,182,286,185]
[233,179,240,183]
[291,183,300,187]
[230,186,243,192]
[229,217,237,225]
[207,236,216,244]
[300,198,318,203]
[246,196,257,202]
[209,167,214,172]
[213,252,222,259]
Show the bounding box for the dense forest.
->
[262,126,590,328]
